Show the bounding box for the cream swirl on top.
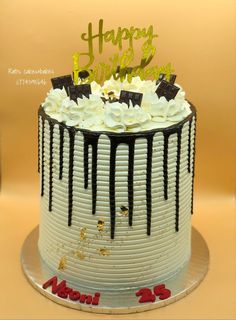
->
[102,76,157,99]
[42,76,191,132]
[103,102,151,132]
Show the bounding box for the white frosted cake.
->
[38,74,196,293]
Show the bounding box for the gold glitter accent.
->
[97,220,105,232]
[120,205,129,216]
[74,250,86,260]
[98,248,110,256]
[58,256,66,270]
[80,227,87,240]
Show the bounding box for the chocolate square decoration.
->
[51,75,73,95]
[119,90,143,107]
[155,80,180,101]
[69,84,91,102]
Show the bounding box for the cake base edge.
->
[20,226,209,314]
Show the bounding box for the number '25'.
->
[136,284,171,303]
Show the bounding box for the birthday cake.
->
[36,21,197,307]
[38,71,196,292]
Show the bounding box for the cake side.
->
[38,105,196,290]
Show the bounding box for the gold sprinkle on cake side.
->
[98,248,110,256]
[74,250,86,260]
[58,256,67,270]
[80,227,87,240]
[97,220,105,232]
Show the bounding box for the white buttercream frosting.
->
[42,88,68,121]
[42,76,191,132]
[103,101,152,132]
[38,117,196,289]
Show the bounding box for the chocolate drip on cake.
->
[83,133,100,215]
[191,116,196,214]
[38,114,41,173]
[107,135,156,238]
[40,118,45,197]
[83,137,89,189]
[146,135,154,235]
[48,122,54,212]
[175,127,183,231]
[109,138,117,239]
[128,137,136,226]
[68,129,75,226]
[163,126,185,231]
[38,104,196,238]
[108,136,137,238]
[59,126,64,180]
[163,132,171,200]
[187,119,192,173]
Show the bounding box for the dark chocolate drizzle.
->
[163,126,183,230]
[48,122,54,212]
[146,135,154,235]
[127,137,136,227]
[107,134,153,238]
[109,138,117,239]
[191,117,196,214]
[59,126,64,180]
[83,133,100,215]
[187,119,192,173]
[163,132,171,200]
[68,129,75,226]
[38,103,196,239]
[40,118,45,197]
[38,114,40,173]
[175,127,182,231]
[107,136,137,238]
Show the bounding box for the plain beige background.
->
[0,0,236,319]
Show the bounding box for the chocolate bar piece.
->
[51,75,73,95]
[119,90,143,107]
[155,80,180,101]
[69,84,91,102]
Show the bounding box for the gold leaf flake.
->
[74,250,86,260]
[98,248,110,256]
[97,220,105,232]
[58,256,66,270]
[80,227,87,240]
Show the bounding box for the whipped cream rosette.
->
[42,76,191,132]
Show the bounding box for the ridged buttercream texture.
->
[38,109,196,290]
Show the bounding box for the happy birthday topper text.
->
[73,19,173,84]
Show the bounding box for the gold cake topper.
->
[73,19,173,84]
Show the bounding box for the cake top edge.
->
[39,102,196,137]
[41,75,195,133]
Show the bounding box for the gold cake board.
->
[21,226,209,314]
